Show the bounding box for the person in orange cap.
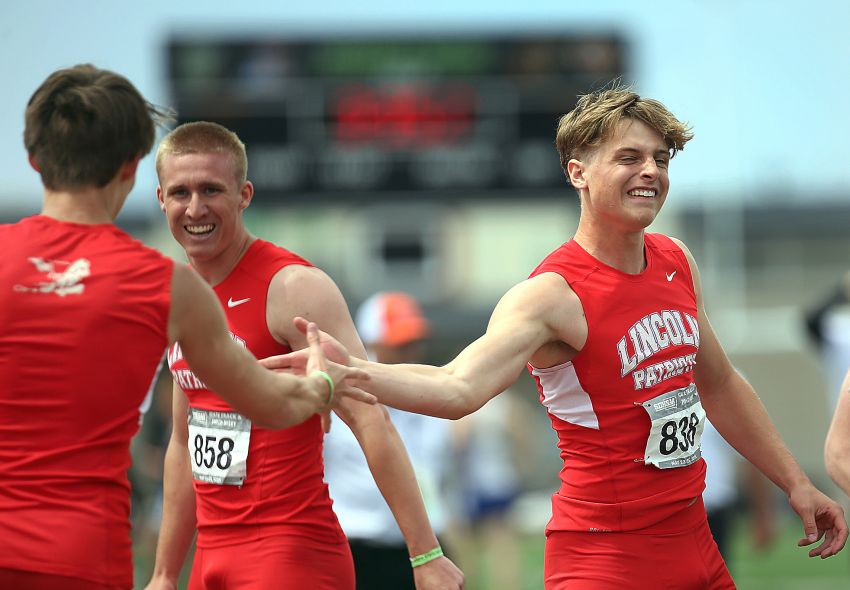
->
[324,292,454,590]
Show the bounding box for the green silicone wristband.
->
[410,546,443,568]
[312,370,334,407]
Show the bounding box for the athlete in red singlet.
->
[528,233,727,589]
[268,85,848,589]
[0,65,370,590]
[168,241,356,589]
[0,215,172,590]
[144,122,463,590]
[528,233,706,534]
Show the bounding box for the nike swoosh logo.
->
[666,271,676,282]
[227,297,251,308]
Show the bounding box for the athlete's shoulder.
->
[266,263,349,342]
[644,232,679,250]
[272,262,335,294]
[1,215,46,240]
[0,220,15,239]
[646,232,692,254]
[252,238,315,269]
[529,239,595,282]
[229,239,315,286]
[0,217,25,231]
[121,238,175,278]
[646,233,696,265]
[0,222,18,253]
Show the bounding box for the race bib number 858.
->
[640,384,706,470]
[187,408,251,485]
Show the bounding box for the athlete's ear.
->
[239,181,254,211]
[28,154,41,174]
[567,158,587,189]
[156,185,166,212]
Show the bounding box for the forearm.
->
[284,282,557,420]
[826,438,850,497]
[350,332,530,420]
[358,410,440,555]
[148,442,198,584]
[191,336,326,429]
[234,366,328,429]
[349,358,477,419]
[701,371,809,494]
[825,371,850,496]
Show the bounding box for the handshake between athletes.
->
[271,319,376,419]
[261,316,485,421]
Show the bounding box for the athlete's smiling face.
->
[157,151,253,272]
[568,118,671,233]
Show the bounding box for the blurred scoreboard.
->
[167,35,626,201]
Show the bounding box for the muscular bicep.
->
[446,274,577,399]
[267,265,368,360]
[266,265,383,430]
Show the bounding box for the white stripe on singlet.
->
[137,349,167,425]
[530,360,599,429]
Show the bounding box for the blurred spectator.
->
[450,387,529,590]
[323,291,453,590]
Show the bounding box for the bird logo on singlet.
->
[13,257,91,296]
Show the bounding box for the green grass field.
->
[724,517,850,590]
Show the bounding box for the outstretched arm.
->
[675,238,847,558]
[168,262,373,430]
[826,369,850,496]
[354,273,582,418]
[266,273,579,419]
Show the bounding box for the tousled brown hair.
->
[556,84,694,174]
[25,64,169,190]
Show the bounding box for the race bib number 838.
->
[640,384,706,470]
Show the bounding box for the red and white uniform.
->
[0,215,172,589]
[167,239,352,589]
[529,233,706,533]
[529,234,734,590]
[529,233,734,588]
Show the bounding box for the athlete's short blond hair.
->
[156,121,248,185]
[556,84,694,174]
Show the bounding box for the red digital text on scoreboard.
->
[332,83,477,148]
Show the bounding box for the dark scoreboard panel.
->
[167,35,625,200]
